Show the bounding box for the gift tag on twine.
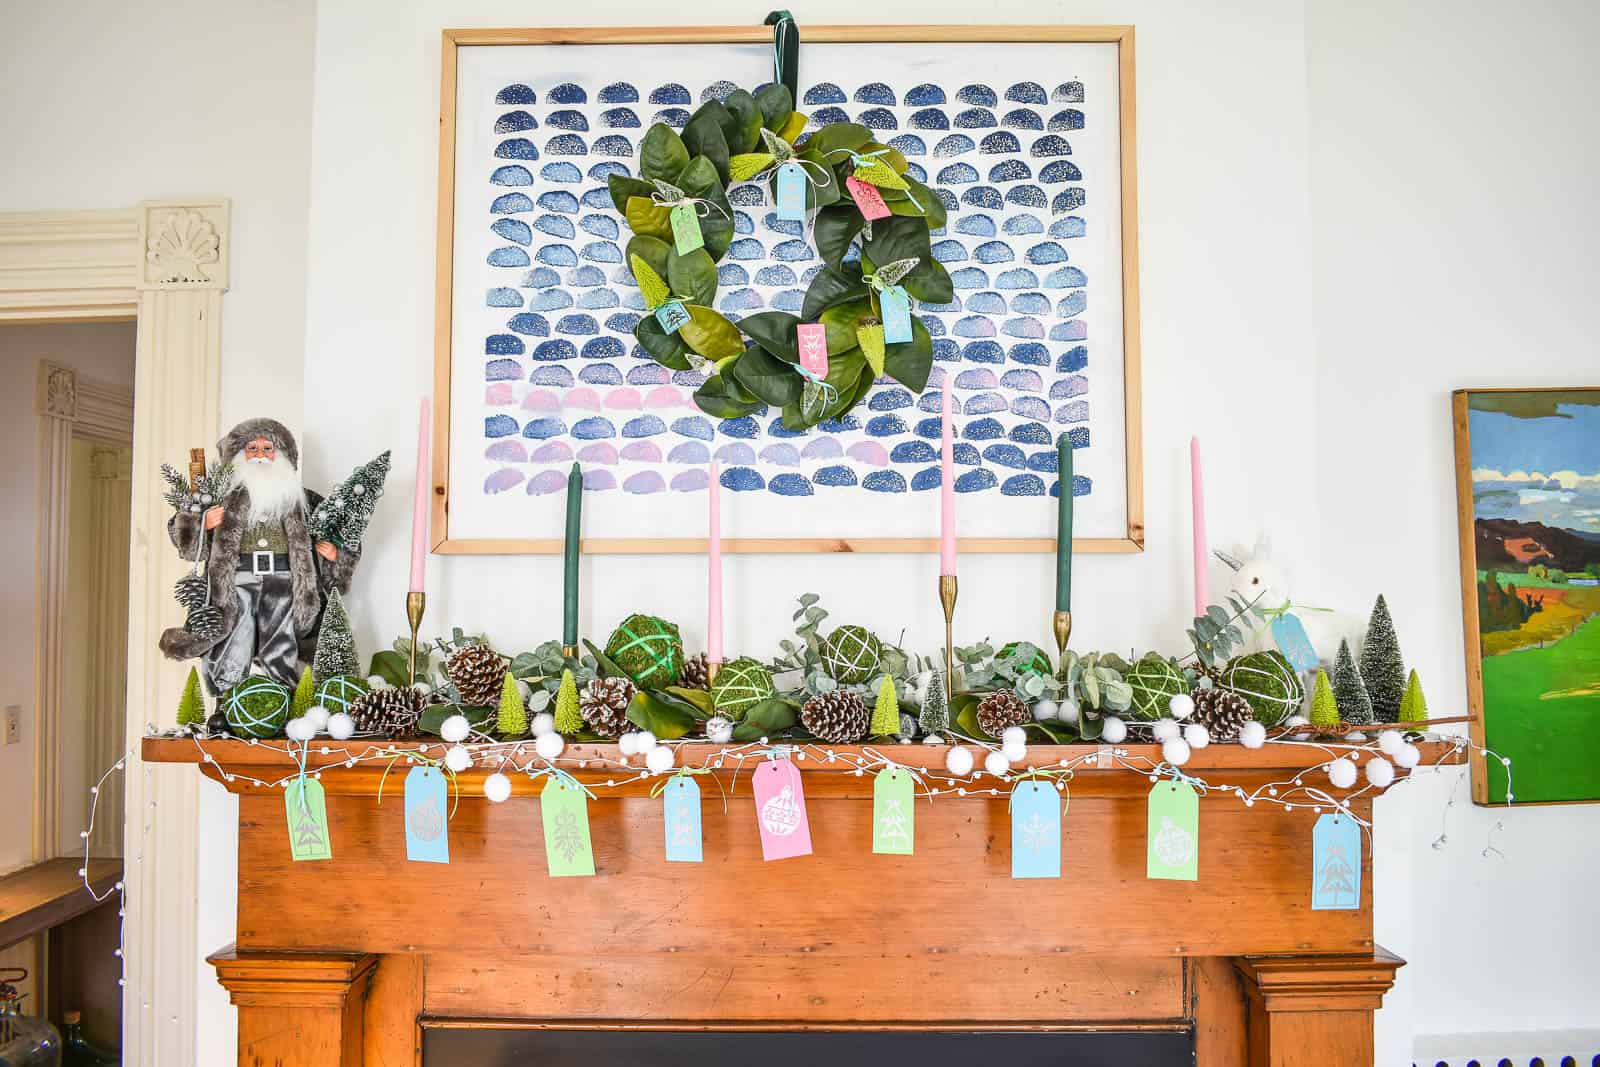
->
[796,322,829,379]
[872,767,915,855]
[1312,813,1361,909]
[663,775,703,863]
[846,175,891,220]
[776,162,807,221]
[286,777,332,862]
[753,758,812,861]
[1010,779,1061,879]
[670,203,704,254]
[880,284,913,344]
[541,778,596,877]
[1272,613,1320,672]
[404,765,449,864]
[655,299,691,334]
[1146,781,1198,881]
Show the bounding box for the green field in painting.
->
[1480,612,1600,802]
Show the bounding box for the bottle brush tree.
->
[1359,594,1406,722]
[176,667,206,728]
[918,669,949,736]
[290,666,316,719]
[870,674,901,736]
[495,671,527,738]
[1308,668,1339,731]
[1398,669,1428,724]
[1332,638,1373,726]
[553,668,583,736]
[312,588,359,683]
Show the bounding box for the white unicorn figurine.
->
[1213,536,1363,665]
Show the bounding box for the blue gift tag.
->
[1312,813,1361,910]
[776,162,807,220]
[663,775,703,863]
[1010,779,1061,879]
[655,300,690,334]
[404,766,449,864]
[880,285,913,344]
[1272,613,1319,671]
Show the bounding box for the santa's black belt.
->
[238,551,292,574]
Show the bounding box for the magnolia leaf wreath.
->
[607,84,953,430]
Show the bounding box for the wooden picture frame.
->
[433,25,1142,555]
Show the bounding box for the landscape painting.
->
[1454,388,1600,804]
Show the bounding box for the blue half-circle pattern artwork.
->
[496,138,538,160]
[497,84,535,105]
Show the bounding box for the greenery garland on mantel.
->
[607,83,953,430]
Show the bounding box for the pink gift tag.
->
[846,176,891,220]
[752,758,813,861]
[796,323,829,379]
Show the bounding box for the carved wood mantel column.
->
[210,947,377,1067]
[1233,949,1404,1067]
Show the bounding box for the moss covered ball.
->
[1123,654,1188,721]
[998,640,1053,679]
[710,656,775,721]
[818,624,883,684]
[604,613,685,689]
[222,675,291,738]
[1220,650,1306,726]
[313,674,370,717]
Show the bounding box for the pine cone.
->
[800,690,870,744]
[445,643,506,706]
[349,687,426,737]
[581,676,636,738]
[1191,687,1254,742]
[975,689,1030,738]
[679,652,711,691]
[173,574,208,611]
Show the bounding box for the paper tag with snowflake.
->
[1272,613,1319,672]
[403,766,449,864]
[1146,781,1198,880]
[1010,779,1060,879]
[872,767,915,855]
[670,203,704,255]
[796,322,829,379]
[662,775,703,863]
[776,162,807,221]
[1312,813,1361,910]
[285,778,332,862]
[753,758,812,861]
[845,176,892,221]
[541,778,595,877]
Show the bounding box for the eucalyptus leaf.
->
[639,124,690,183]
[581,638,630,681]
[1078,713,1104,741]
[1207,605,1231,628]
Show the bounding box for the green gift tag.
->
[541,778,595,877]
[285,777,332,862]
[1146,781,1199,881]
[872,767,915,855]
[669,203,704,255]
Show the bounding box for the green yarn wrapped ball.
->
[1220,651,1306,726]
[1123,654,1188,721]
[313,674,370,718]
[604,613,685,689]
[222,675,291,738]
[710,656,775,721]
[998,641,1053,679]
[818,624,883,684]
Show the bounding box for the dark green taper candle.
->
[563,462,582,647]
[1056,437,1073,611]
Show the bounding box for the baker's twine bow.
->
[650,764,730,812]
[1007,766,1074,815]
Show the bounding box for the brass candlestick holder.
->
[939,574,958,692]
[705,659,722,688]
[405,591,426,685]
[561,645,577,659]
[1053,609,1073,658]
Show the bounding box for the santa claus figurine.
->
[160,419,361,701]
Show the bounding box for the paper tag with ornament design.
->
[872,767,915,855]
[669,203,704,254]
[403,765,449,864]
[753,758,812,861]
[663,775,703,863]
[1146,780,1198,880]
[286,778,332,862]
[1010,779,1061,879]
[1312,813,1361,910]
[845,175,892,220]
[541,778,595,877]
[1272,613,1320,672]
[796,322,829,379]
[776,162,807,220]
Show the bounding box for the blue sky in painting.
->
[1470,400,1600,531]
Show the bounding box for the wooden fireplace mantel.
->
[145,736,1458,1066]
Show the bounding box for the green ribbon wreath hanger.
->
[764,10,798,103]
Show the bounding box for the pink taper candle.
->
[707,460,723,663]
[1191,436,1208,615]
[939,378,956,575]
[409,398,429,592]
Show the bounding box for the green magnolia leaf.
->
[885,177,947,230]
[682,103,732,184]
[368,649,417,688]
[625,196,673,241]
[902,259,954,305]
[880,317,932,391]
[625,235,672,287]
[754,83,793,132]
[735,310,800,362]
[581,638,630,680]
[819,299,873,355]
[782,349,865,431]
[793,149,841,209]
[625,690,695,740]
[634,315,694,371]
[954,697,984,739]
[418,702,493,736]
[667,247,718,306]
[694,374,764,419]
[730,343,801,406]
[859,141,909,174]
[863,215,932,275]
[607,174,657,214]
[722,89,763,154]
[664,686,714,718]
[814,204,866,270]
[639,124,690,183]
[805,122,872,160]
[675,156,735,261]
[744,697,799,733]
[680,305,743,361]
[801,263,868,320]
[1030,720,1080,743]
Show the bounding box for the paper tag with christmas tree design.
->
[662,775,703,863]
[776,162,807,221]
[752,758,812,861]
[872,767,915,855]
[796,322,829,379]
[541,778,595,877]
[655,299,690,334]
[1010,779,1060,879]
[880,284,913,344]
[669,203,704,254]
[845,176,891,220]
[1146,781,1198,880]
[404,765,449,864]
[285,777,332,862]
[1272,613,1319,672]
[1312,813,1361,909]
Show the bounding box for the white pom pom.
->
[706,716,735,744]
[645,745,675,773]
[1326,757,1358,789]
[1237,720,1266,749]
[1169,692,1195,720]
[1001,725,1027,747]
[531,712,556,737]
[1032,699,1058,722]
[1394,742,1421,769]
[444,745,473,773]
[1151,717,1181,743]
[945,745,974,777]
[1057,698,1081,726]
[284,717,316,742]
[304,705,331,731]
[327,712,355,740]
[983,749,1011,776]
[1161,737,1192,766]
[412,681,433,696]
[1183,722,1211,749]
[1099,715,1127,744]
[1377,730,1404,755]
[365,674,390,690]
[1001,737,1027,763]
[439,714,470,744]
[1284,714,1308,727]
[483,772,512,803]
[535,731,565,760]
[516,679,532,701]
[618,732,640,756]
[635,730,658,753]
[1365,756,1396,789]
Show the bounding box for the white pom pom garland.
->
[365,674,390,690]
[645,745,675,773]
[439,714,470,744]
[1377,729,1405,755]
[1169,692,1195,720]
[1365,756,1396,789]
[444,745,473,773]
[1394,742,1421,769]
[1326,758,1358,789]
[984,749,1011,776]
[483,772,512,803]
[327,712,355,741]
[534,731,565,760]
[304,705,331,731]
[1100,716,1127,744]
[1001,725,1027,747]
[1151,717,1181,743]
[284,716,316,743]
[1032,700,1058,722]
[705,716,735,744]
[618,733,640,756]
[1161,737,1191,766]
[945,745,974,777]
[1183,722,1211,749]
[1001,737,1027,763]
[530,712,556,737]
[412,682,433,696]
[635,730,658,753]
[1237,720,1266,749]
[1057,698,1081,726]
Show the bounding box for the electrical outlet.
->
[3,706,18,745]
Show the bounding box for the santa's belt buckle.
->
[251,551,275,575]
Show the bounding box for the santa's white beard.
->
[239,455,305,522]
